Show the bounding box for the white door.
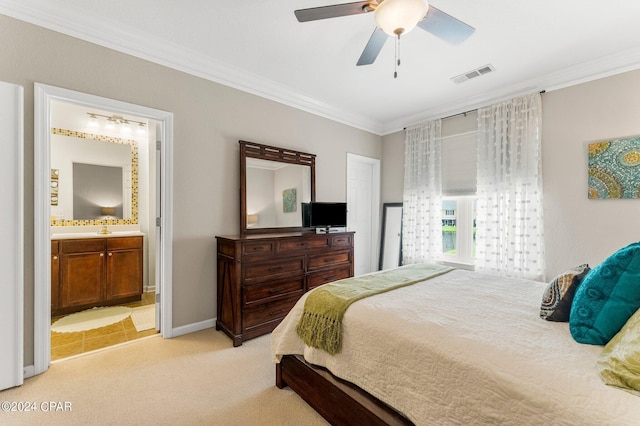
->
[346,154,380,276]
[0,81,24,390]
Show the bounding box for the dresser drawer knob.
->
[324,275,336,281]
[251,247,264,252]
[268,287,285,294]
[324,257,336,263]
[268,266,283,273]
[269,309,285,316]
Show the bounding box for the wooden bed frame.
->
[276,354,414,426]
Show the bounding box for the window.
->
[441,196,476,265]
[439,114,477,266]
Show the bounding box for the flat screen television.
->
[302,202,347,229]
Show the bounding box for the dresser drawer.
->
[307,250,352,270]
[243,257,304,280]
[307,264,352,290]
[243,277,305,305]
[242,240,275,258]
[243,296,300,330]
[277,235,330,253]
[331,234,353,248]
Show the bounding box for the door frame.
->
[33,83,174,376]
[346,153,381,274]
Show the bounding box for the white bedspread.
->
[271,269,640,425]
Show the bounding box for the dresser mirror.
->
[240,140,315,235]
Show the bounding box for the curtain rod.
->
[403,90,546,130]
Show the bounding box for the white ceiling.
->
[3,0,640,135]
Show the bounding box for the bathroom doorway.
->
[33,84,174,375]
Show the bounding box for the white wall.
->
[542,69,640,278]
[381,69,640,280]
[0,15,381,366]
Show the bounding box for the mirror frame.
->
[50,128,139,226]
[379,203,403,270]
[240,140,315,236]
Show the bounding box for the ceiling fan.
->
[294,0,475,69]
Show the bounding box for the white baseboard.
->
[171,317,215,337]
[23,364,35,379]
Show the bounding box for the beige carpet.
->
[0,329,327,426]
[130,305,155,332]
[51,306,133,333]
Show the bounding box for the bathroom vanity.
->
[51,234,143,316]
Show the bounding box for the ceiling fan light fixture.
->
[374,0,429,37]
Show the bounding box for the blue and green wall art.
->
[588,136,640,199]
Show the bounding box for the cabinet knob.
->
[100,253,104,257]
[52,255,58,260]
[108,252,113,257]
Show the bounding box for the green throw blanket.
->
[296,263,454,355]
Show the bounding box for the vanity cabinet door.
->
[106,248,143,300]
[60,251,105,308]
[53,236,143,315]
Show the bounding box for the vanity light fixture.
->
[86,112,147,136]
[87,113,99,128]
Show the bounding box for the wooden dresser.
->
[51,235,144,316]
[216,231,354,346]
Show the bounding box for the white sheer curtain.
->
[402,120,443,264]
[475,92,545,280]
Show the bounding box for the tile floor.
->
[51,292,158,361]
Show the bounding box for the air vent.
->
[451,64,495,84]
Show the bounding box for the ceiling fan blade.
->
[417,5,475,45]
[295,2,373,22]
[357,27,388,66]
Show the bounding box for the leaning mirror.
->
[379,203,403,270]
[240,140,315,235]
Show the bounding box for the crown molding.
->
[3,1,640,137]
[382,45,640,135]
[0,1,385,135]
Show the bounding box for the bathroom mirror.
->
[73,163,125,220]
[50,129,138,226]
[240,140,315,236]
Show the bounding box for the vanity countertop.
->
[51,231,144,240]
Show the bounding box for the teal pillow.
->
[570,242,640,345]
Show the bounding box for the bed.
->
[271,266,640,425]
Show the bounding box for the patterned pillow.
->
[570,242,640,345]
[597,307,640,395]
[539,264,590,321]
